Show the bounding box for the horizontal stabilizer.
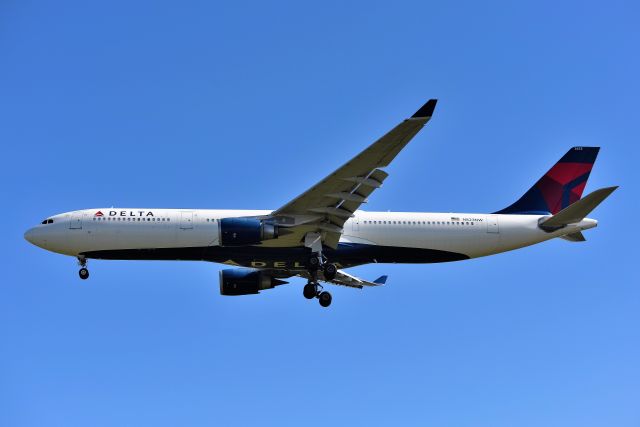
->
[539,186,618,231]
[560,231,587,242]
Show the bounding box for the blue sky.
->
[1,1,638,426]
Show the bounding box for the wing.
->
[297,269,388,289]
[267,99,438,249]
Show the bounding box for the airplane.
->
[24,100,617,308]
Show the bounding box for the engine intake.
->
[219,269,287,296]
[219,218,279,246]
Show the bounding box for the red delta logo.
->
[94,211,104,217]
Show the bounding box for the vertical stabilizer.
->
[495,147,600,215]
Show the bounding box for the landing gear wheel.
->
[323,263,337,281]
[318,291,332,308]
[78,268,89,280]
[307,255,320,272]
[303,283,317,299]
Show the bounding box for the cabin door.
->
[180,211,194,229]
[69,212,83,229]
[486,215,499,233]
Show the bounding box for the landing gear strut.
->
[78,257,89,280]
[302,233,337,308]
[304,252,335,308]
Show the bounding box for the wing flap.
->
[270,100,437,248]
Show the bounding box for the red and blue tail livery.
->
[496,147,600,215]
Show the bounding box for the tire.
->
[303,283,317,299]
[307,255,320,272]
[318,291,332,308]
[323,263,337,281]
[79,268,89,280]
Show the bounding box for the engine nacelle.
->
[219,217,279,246]
[219,269,287,296]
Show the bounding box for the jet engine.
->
[219,218,280,246]
[219,269,288,296]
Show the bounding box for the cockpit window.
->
[41,219,54,224]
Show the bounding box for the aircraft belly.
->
[81,242,469,268]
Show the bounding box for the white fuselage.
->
[24,208,597,269]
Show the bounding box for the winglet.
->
[373,275,388,285]
[411,99,438,118]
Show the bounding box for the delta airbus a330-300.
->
[25,100,617,307]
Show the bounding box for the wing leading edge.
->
[268,99,438,249]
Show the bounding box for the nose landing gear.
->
[77,257,89,280]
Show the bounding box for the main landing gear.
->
[304,252,337,308]
[78,257,90,280]
[303,281,333,308]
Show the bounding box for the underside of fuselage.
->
[81,242,470,270]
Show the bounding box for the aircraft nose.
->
[24,227,42,246]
